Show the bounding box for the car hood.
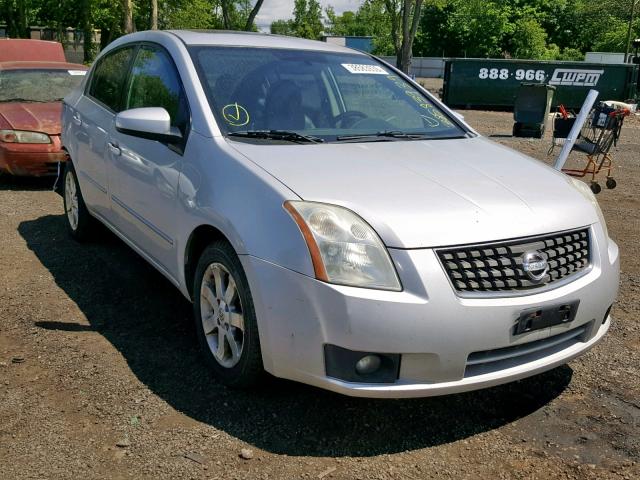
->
[228,136,598,249]
[0,102,62,135]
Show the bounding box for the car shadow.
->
[0,174,57,191]
[19,214,572,457]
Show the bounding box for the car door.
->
[107,44,190,279]
[72,46,136,218]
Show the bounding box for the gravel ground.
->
[0,107,638,479]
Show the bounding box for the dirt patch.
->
[0,111,638,479]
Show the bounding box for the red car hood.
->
[0,102,62,135]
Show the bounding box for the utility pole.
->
[625,0,638,62]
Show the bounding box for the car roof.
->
[0,38,66,62]
[166,30,365,55]
[0,61,88,71]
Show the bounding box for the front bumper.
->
[0,135,66,176]
[241,224,619,398]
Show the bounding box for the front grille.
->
[465,324,589,378]
[437,228,590,294]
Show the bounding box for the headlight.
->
[284,201,401,291]
[0,129,51,144]
[568,177,608,240]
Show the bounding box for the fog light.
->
[324,345,400,383]
[355,355,381,375]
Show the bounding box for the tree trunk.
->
[150,0,158,30]
[397,0,411,71]
[397,0,423,74]
[221,0,232,29]
[384,0,402,61]
[123,0,134,34]
[17,0,29,38]
[82,0,95,62]
[624,0,637,62]
[4,0,18,38]
[244,0,265,31]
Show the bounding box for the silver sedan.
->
[60,30,618,398]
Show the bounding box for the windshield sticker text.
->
[341,64,388,75]
[68,70,87,76]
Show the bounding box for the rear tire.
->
[193,240,264,388]
[590,181,602,194]
[63,162,97,241]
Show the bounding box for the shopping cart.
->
[548,104,576,154]
[551,102,630,194]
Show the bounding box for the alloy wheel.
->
[65,170,79,230]
[199,262,245,368]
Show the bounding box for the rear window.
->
[0,69,86,103]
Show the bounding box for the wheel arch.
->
[54,147,70,196]
[184,224,232,301]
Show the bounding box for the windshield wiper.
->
[336,130,471,142]
[336,130,431,142]
[228,130,324,144]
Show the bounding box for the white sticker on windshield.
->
[68,70,87,76]
[341,63,388,75]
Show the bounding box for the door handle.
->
[107,142,121,156]
[72,113,82,126]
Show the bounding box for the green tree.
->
[593,21,637,52]
[2,0,31,38]
[270,19,296,36]
[326,0,422,69]
[325,8,360,36]
[271,0,323,39]
[416,0,513,57]
[292,0,323,39]
[326,0,396,55]
[162,0,214,29]
[511,18,547,59]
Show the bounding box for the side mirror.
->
[115,107,182,143]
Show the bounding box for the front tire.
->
[193,240,264,388]
[63,162,96,241]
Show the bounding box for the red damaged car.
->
[0,39,87,176]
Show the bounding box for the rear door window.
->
[88,46,135,112]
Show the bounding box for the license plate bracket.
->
[514,300,580,335]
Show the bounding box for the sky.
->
[255,0,364,32]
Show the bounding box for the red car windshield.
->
[0,69,86,103]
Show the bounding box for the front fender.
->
[175,132,315,296]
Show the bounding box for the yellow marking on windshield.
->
[387,75,454,127]
[222,103,250,127]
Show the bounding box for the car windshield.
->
[190,46,466,143]
[0,69,86,103]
